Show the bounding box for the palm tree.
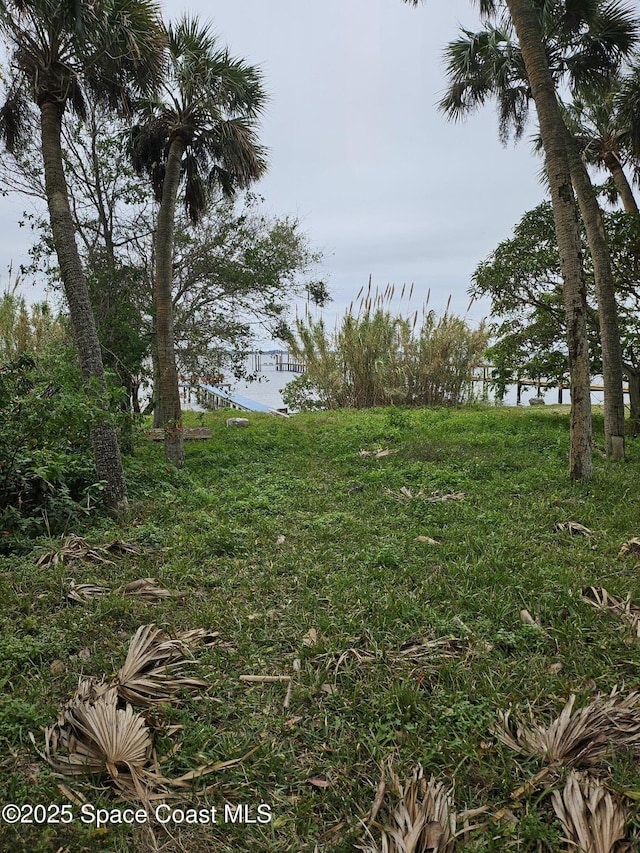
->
[0,0,166,515]
[405,0,593,477]
[434,0,639,464]
[565,93,639,214]
[130,16,267,467]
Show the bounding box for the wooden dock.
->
[471,365,630,404]
[179,381,289,417]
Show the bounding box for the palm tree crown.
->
[0,0,165,143]
[439,0,638,140]
[130,15,268,224]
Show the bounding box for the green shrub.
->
[0,346,129,551]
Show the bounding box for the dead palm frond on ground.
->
[383,488,465,503]
[494,692,640,779]
[554,522,593,536]
[582,587,640,642]
[68,581,111,603]
[43,676,258,801]
[316,636,469,678]
[120,579,185,601]
[40,627,247,800]
[619,538,640,557]
[357,763,457,853]
[44,684,158,799]
[36,535,142,567]
[551,770,627,853]
[68,578,185,604]
[114,624,217,706]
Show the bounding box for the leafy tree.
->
[0,279,65,360]
[168,195,328,384]
[130,15,268,466]
[472,200,640,429]
[4,111,327,416]
[0,0,166,514]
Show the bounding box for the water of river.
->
[182,354,608,413]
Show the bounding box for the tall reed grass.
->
[283,281,488,410]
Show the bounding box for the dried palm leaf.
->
[619,538,640,557]
[384,487,426,502]
[36,535,142,567]
[389,637,467,662]
[551,771,627,853]
[114,624,211,706]
[321,637,466,676]
[494,692,640,771]
[67,582,110,603]
[384,488,466,503]
[68,578,185,605]
[119,578,184,601]
[104,540,142,556]
[554,522,592,536]
[45,687,155,799]
[582,587,640,641]
[357,763,456,853]
[427,492,465,503]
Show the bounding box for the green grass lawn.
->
[1,405,640,852]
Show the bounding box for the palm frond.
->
[68,578,184,603]
[619,537,640,557]
[45,683,156,799]
[582,586,640,641]
[494,691,640,770]
[120,578,185,601]
[130,14,267,209]
[551,770,627,853]
[114,624,214,706]
[0,79,32,152]
[357,763,456,853]
[68,582,110,603]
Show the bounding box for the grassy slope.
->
[1,405,639,852]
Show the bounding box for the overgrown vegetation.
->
[1,406,640,851]
[284,285,488,411]
[0,345,131,551]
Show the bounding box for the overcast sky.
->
[2,0,548,332]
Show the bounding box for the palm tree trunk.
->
[566,135,625,459]
[154,135,185,467]
[602,152,639,214]
[506,0,592,481]
[39,100,128,515]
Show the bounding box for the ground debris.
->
[68,578,185,604]
[554,521,592,536]
[36,535,142,568]
[582,586,640,642]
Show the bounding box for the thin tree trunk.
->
[39,100,128,515]
[506,0,592,480]
[566,135,625,459]
[624,364,640,435]
[154,136,185,466]
[602,152,639,214]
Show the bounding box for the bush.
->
[283,298,488,411]
[0,346,129,551]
